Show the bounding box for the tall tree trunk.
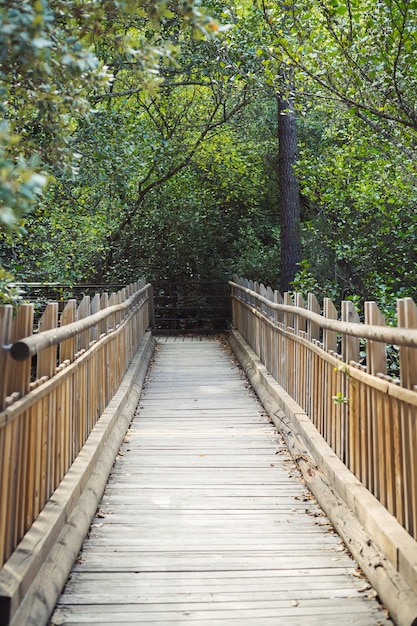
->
[277,92,301,293]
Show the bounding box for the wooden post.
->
[0,305,12,566]
[397,297,417,536]
[76,296,91,353]
[307,294,321,419]
[37,303,59,380]
[365,302,387,377]
[100,293,109,336]
[9,305,33,548]
[323,298,338,353]
[274,290,283,382]
[60,300,77,363]
[148,284,155,329]
[307,293,321,342]
[340,301,360,466]
[341,301,360,364]
[364,301,389,508]
[0,305,13,411]
[90,294,101,343]
[322,298,338,456]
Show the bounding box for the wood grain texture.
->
[50,336,390,625]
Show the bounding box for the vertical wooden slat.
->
[307,294,321,420]
[397,297,417,536]
[37,303,59,379]
[36,303,59,506]
[60,300,77,363]
[294,294,306,406]
[77,296,91,353]
[9,305,34,547]
[341,301,360,364]
[90,294,101,343]
[99,293,109,416]
[100,293,109,337]
[365,302,387,377]
[273,290,282,381]
[365,303,388,512]
[0,305,12,410]
[60,299,76,478]
[388,387,404,525]
[0,305,12,565]
[341,301,360,466]
[323,298,338,353]
[322,299,338,451]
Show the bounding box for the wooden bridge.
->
[2,279,417,625]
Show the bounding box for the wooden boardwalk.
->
[50,336,390,625]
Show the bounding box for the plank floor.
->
[50,336,391,625]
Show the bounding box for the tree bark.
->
[277,92,301,293]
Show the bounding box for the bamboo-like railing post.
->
[35,302,59,514]
[365,301,392,513]
[260,283,268,365]
[265,286,274,375]
[6,304,33,399]
[148,284,155,329]
[365,302,387,377]
[99,293,109,337]
[283,292,294,331]
[307,294,321,342]
[294,293,306,335]
[8,305,33,549]
[294,294,306,407]
[37,303,59,379]
[323,298,338,353]
[0,305,13,567]
[340,301,360,464]
[60,300,77,363]
[397,297,417,536]
[322,298,338,451]
[76,296,91,353]
[90,294,101,343]
[307,294,321,419]
[0,306,12,411]
[274,290,284,384]
[59,299,77,481]
[281,293,293,392]
[341,301,360,365]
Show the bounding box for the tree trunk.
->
[277,92,301,293]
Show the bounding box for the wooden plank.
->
[51,338,390,626]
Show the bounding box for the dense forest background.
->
[1,0,417,321]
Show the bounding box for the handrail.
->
[9,283,150,361]
[229,280,417,347]
[230,276,417,543]
[0,279,153,577]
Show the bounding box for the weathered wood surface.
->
[50,336,390,625]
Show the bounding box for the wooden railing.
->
[0,279,152,570]
[230,277,417,540]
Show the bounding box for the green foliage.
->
[0,267,23,307]
[0,0,221,232]
[294,108,417,304]
[3,0,417,330]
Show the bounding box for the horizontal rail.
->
[9,284,150,361]
[0,279,153,577]
[234,295,417,407]
[230,276,417,546]
[229,280,417,347]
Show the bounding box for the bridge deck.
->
[50,336,390,625]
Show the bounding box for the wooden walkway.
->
[50,336,390,625]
